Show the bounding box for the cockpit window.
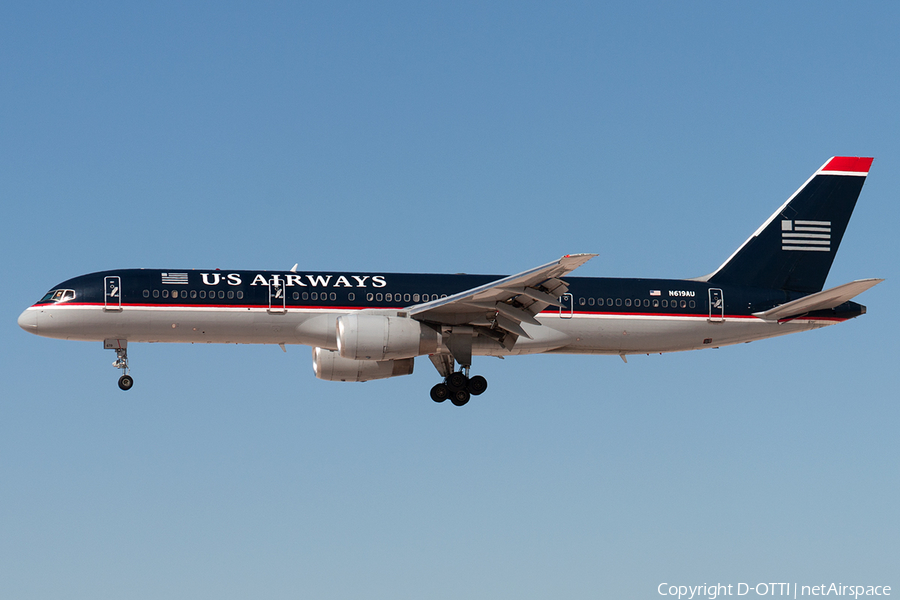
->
[40,289,76,303]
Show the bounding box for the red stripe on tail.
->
[822,156,873,173]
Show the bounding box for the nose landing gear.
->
[105,339,133,391]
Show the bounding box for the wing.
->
[408,254,596,349]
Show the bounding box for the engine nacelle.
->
[312,347,414,382]
[336,314,438,361]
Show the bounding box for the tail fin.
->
[704,157,873,293]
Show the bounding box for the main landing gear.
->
[105,339,134,391]
[430,367,488,407]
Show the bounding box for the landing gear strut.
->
[106,339,133,391]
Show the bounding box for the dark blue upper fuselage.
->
[34,268,865,321]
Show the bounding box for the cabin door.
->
[104,276,122,311]
[708,288,724,322]
[559,293,574,319]
[268,279,287,314]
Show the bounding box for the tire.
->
[118,375,134,391]
[430,383,449,403]
[446,372,467,391]
[467,375,487,395]
[450,389,470,406]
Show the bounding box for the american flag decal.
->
[650,290,661,296]
[161,272,189,285]
[781,220,831,252]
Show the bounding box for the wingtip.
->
[559,253,598,270]
[561,253,598,261]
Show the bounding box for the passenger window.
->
[643,299,650,307]
[191,290,197,299]
[680,300,687,308]
[348,293,355,301]
[218,291,225,299]
[163,290,169,298]
[385,293,392,302]
[625,299,631,307]
[588,298,595,306]
[302,292,309,300]
[661,299,667,308]
[653,299,659,308]
[413,294,420,302]
[153,290,160,298]
[689,300,695,309]
[615,298,622,307]
[579,297,586,306]
[311,292,318,300]
[404,293,410,302]
[227,291,234,299]
[330,292,336,301]
[598,298,604,306]
[292,292,299,300]
[366,293,373,302]
[237,291,243,299]
[143,290,150,298]
[376,293,383,301]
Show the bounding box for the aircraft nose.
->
[17,308,38,333]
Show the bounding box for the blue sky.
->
[2,2,898,598]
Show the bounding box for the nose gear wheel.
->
[110,345,134,391]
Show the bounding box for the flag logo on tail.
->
[781,220,831,252]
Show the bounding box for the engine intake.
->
[312,347,414,382]
[336,314,437,361]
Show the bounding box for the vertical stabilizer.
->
[706,157,873,293]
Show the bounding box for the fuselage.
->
[18,268,865,357]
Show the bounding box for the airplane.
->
[18,156,882,406]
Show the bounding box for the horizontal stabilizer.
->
[753,278,883,322]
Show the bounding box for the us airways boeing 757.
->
[19,157,882,406]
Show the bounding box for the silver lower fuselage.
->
[18,304,834,357]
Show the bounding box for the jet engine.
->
[336,314,438,361]
[312,347,414,382]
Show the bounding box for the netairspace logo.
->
[657,582,891,599]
